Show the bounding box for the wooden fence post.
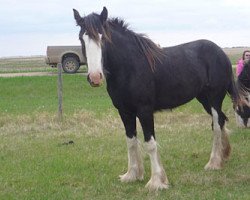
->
[57,63,63,121]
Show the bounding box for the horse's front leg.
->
[137,106,169,190]
[118,110,144,182]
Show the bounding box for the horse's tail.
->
[227,73,249,109]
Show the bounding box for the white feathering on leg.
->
[144,136,169,190]
[119,137,144,182]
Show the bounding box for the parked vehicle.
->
[45,46,86,73]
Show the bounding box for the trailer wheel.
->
[62,57,80,73]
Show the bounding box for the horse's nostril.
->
[87,73,102,87]
[87,74,91,83]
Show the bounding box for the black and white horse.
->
[73,7,241,190]
[235,61,250,127]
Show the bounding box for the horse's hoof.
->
[145,173,169,191]
[119,171,143,182]
[145,178,169,191]
[204,160,223,170]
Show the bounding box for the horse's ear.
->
[73,9,82,25]
[100,7,108,24]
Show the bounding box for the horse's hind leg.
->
[205,106,231,170]
[137,106,169,190]
[197,93,231,169]
[118,110,144,182]
[221,126,231,161]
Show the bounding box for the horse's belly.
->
[154,79,204,109]
[154,94,196,110]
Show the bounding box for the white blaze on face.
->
[82,33,103,85]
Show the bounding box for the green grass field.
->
[0,74,249,199]
[0,56,87,73]
[0,56,53,73]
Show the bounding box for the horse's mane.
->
[108,18,166,71]
[84,13,165,71]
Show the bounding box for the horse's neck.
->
[104,31,133,72]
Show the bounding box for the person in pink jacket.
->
[236,50,250,76]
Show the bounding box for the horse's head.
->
[244,59,250,71]
[238,59,250,89]
[244,60,250,76]
[73,7,108,87]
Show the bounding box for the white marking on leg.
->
[119,137,144,182]
[205,107,223,170]
[247,118,250,127]
[235,111,245,128]
[144,136,169,190]
[221,126,231,161]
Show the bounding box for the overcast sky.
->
[0,0,250,57]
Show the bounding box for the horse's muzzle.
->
[87,72,103,87]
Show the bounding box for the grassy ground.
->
[0,75,249,199]
[0,56,87,73]
[0,56,53,73]
[0,75,109,115]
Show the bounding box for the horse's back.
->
[154,40,232,109]
[163,39,230,69]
